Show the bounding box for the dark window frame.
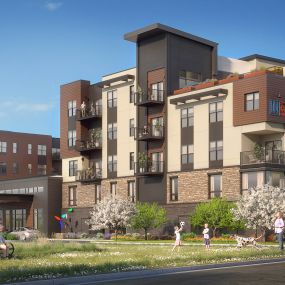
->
[107,90,117,108]
[209,173,222,198]
[108,123,117,140]
[0,162,7,176]
[170,176,178,201]
[130,152,134,170]
[209,140,223,161]
[68,186,77,206]
[129,119,135,137]
[245,92,260,111]
[181,107,194,128]
[69,160,78,177]
[110,182,117,196]
[129,85,135,103]
[128,180,136,202]
[108,155,117,173]
[181,144,194,165]
[95,184,101,204]
[209,101,223,123]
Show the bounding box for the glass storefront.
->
[4,209,27,231]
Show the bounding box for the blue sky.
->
[0,0,285,137]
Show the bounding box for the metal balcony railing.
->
[76,168,102,182]
[76,105,102,120]
[75,138,102,152]
[135,160,164,176]
[135,125,164,141]
[240,150,285,166]
[135,89,165,106]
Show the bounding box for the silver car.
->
[10,227,39,240]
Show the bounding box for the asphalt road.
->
[87,261,285,285]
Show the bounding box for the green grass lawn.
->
[0,240,284,284]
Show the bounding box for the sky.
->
[0,0,285,137]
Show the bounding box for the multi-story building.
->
[60,23,285,233]
[0,131,62,235]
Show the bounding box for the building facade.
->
[0,131,62,235]
[60,23,285,233]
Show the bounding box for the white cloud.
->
[1,101,53,114]
[45,2,62,11]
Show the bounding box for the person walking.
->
[172,225,183,252]
[0,225,8,258]
[274,212,284,250]
[202,223,210,249]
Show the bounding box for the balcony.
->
[135,125,164,141]
[135,89,165,106]
[75,138,102,153]
[135,160,164,176]
[52,152,61,160]
[240,150,285,169]
[76,105,102,121]
[76,168,102,183]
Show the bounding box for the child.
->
[172,224,183,252]
[203,223,210,249]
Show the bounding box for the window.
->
[38,145,47,155]
[129,119,135,137]
[108,155,117,173]
[181,145,194,164]
[0,142,7,153]
[12,162,18,174]
[108,123,117,140]
[69,186,77,206]
[28,164,32,175]
[128,181,136,202]
[130,85,135,103]
[68,130,76,147]
[12,143,18,154]
[130,152,134,170]
[242,171,264,191]
[68,100,76,117]
[179,70,201,88]
[181,107,194,128]
[209,102,223,123]
[0,162,7,176]
[37,165,47,175]
[69,160,78,176]
[95,185,101,204]
[245,92,259,111]
[28,144,32,155]
[210,141,223,161]
[110,182,117,196]
[52,148,60,159]
[170,177,178,201]
[209,174,222,198]
[107,90,117,108]
[150,82,164,101]
[33,209,43,231]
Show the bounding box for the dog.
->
[232,234,263,249]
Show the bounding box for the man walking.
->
[274,212,284,250]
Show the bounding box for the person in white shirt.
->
[274,212,284,250]
[202,223,210,249]
[172,225,183,252]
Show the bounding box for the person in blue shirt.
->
[0,225,8,258]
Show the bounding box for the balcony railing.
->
[240,150,285,167]
[135,89,165,106]
[75,138,102,152]
[76,168,102,182]
[52,152,61,160]
[135,160,164,176]
[135,125,164,141]
[76,105,102,120]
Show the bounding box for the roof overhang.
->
[240,54,285,65]
[124,23,218,48]
[97,74,135,88]
[0,194,33,205]
[170,88,228,105]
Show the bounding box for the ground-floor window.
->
[128,181,136,202]
[95,185,101,204]
[33,208,44,231]
[209,174,222,198]
[4,209,27,230]
[170,176,178,201]
[69,186,77,206]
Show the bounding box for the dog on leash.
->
[232,234,263,249]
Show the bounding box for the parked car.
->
[10,227,40,240]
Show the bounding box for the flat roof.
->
[124,23,218,47]
[240,54,285,65]
[0,130,52,138]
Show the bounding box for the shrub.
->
[181,232,197,240]
[221,233,231,238]
[80,233,89,239]
[0,232,17,240]
[96,232,104,239]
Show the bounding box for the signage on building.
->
[269,99,285,116]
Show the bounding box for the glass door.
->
[151,152,163,172]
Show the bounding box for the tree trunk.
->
[144,228,148,240]
[212,228,216,238]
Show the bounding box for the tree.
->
[87,197,136,240]
[132,202,167,240]
[190,198,242,237]
[232,185,285,236]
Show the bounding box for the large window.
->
[38,145,47,155]
[108,155,117,173]
[12,162,18,174]
[69,160,78,176]
[130,85,135,103]
[33,208,43,231]
[181,145,194,165]
[68,186,77,206]
[209,102,223,123]
[209,174,222,198]
[0,141,7,153]
[110,182,117,196]
[107,90,117,108]
[170,176,178,201]
[128,181,136,202]
[108,123,117,140]
[68,130,76,147]
[210,141,223,161]
[245,92,259,111]
[181,107,194,128]
[13,142,18,154]
[0,162,7,176]
[179,70,201,88]
[95,185,101,204]
[37,165,47,175]
[129,119,135,137]
[150,82,164,101]
[68,100,76,117]
[130,152,134,170]
[28,144,32,154]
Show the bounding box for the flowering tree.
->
[232,185,285,236]
[87,197,136,240]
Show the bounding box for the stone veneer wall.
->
[166,166,241,204]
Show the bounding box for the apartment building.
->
[0,131,62,235]
[60,23,285,233]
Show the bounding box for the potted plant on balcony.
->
[253,143,264,162]
[89,129,101,148]
[154,120,162,136]
[138,152,147,173]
